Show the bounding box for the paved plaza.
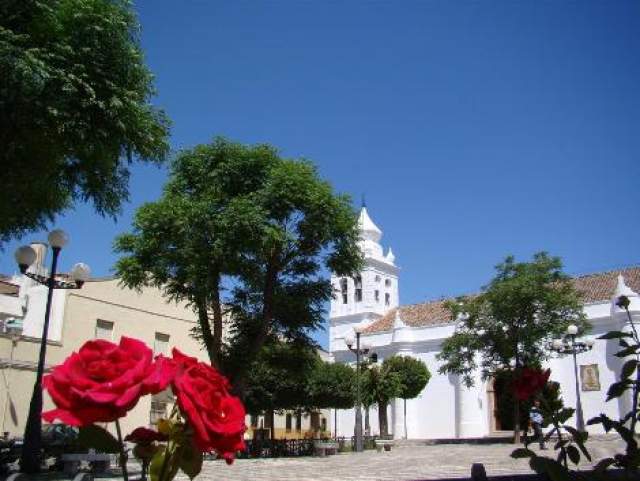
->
[170,437,624,481]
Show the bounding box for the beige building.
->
[0,268,206,438]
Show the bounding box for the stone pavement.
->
[167,437,625,481]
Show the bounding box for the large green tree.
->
[243,340,319,439]
[436,252,588,442]
[0,0,170,244]
[114,138,362,395]
[383,355,430,439]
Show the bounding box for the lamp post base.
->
[355,407,364,452]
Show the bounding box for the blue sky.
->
[3,1,639,348]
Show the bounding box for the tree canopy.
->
[436,252,588,442]
[383,355,431,400]
[114,138,362,395]
[0,0,170,244]
[306,360,356,411]
[243,340,319,415]
[436,252,588,386]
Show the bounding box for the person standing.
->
[529,399,547,449]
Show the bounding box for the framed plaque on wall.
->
[580,364,600,391]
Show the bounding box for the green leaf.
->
[556,408,575,424]
[150,447,179,481]
[615,345,639,358]
[565,445,580,465]
[563,425,587,444]
[554,439,568,450]
[606,381,629,401]
[622,359,638,379]
[511,448,535,459]
[594,458,616,473]
[599,331,633,340]
[178,443,203,480]
[529,456,571,481]
[77,425,120,453]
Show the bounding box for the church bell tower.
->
[329,206,399,353]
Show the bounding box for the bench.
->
[375,439,394,452]
[61,452,112,475]
[313,441,338,457]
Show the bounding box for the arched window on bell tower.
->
[340,278,348,304]
[354,276,363,302]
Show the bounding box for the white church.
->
[330,206,640,440]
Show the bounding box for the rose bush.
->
[511,367,551,401]
[170,349,246,463]
[42,337,246,481]
[43,337,174,425]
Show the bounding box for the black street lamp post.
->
[549,324,594,432]
[345,325,375,452]
[14,230,90,474]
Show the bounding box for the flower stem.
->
[115,419,129,481]
[624,307,640,439]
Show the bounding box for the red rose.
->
[125,427,168,445]
[170,349,246,463]
[512,367,551,401]
[43,337,175,425]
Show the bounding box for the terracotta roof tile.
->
[572,266,640,304]
[364,266,640,334]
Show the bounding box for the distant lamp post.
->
[345,324,375,452]
[549,324,594,431]
[15,230,90,473]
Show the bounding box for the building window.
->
[385,279,391,287]
[375,275,381,282]
[95,320,114,340]
[154,332,170,355]
[321,417,327,432]
[296,413,302,431]
[341,278,348,304]
[385,293,390,306]
[354,276,362,302]
[250,415,258,428]
[150,400,167,425]
[375,290,380,302]
[286,413,292,432]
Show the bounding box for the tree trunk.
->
[232,253,280,397]
[195,297,217,367]
[514,336,521,444]
[364,406,370,435]
[209,270,223,368]
[378,400,389,438]
[403,398,407,439]
[514,400,521,444]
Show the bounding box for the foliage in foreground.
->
[0,0,170,244]
[587,295,640,473]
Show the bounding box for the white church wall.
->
[407,350,459,439]
[328,206,635,440]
